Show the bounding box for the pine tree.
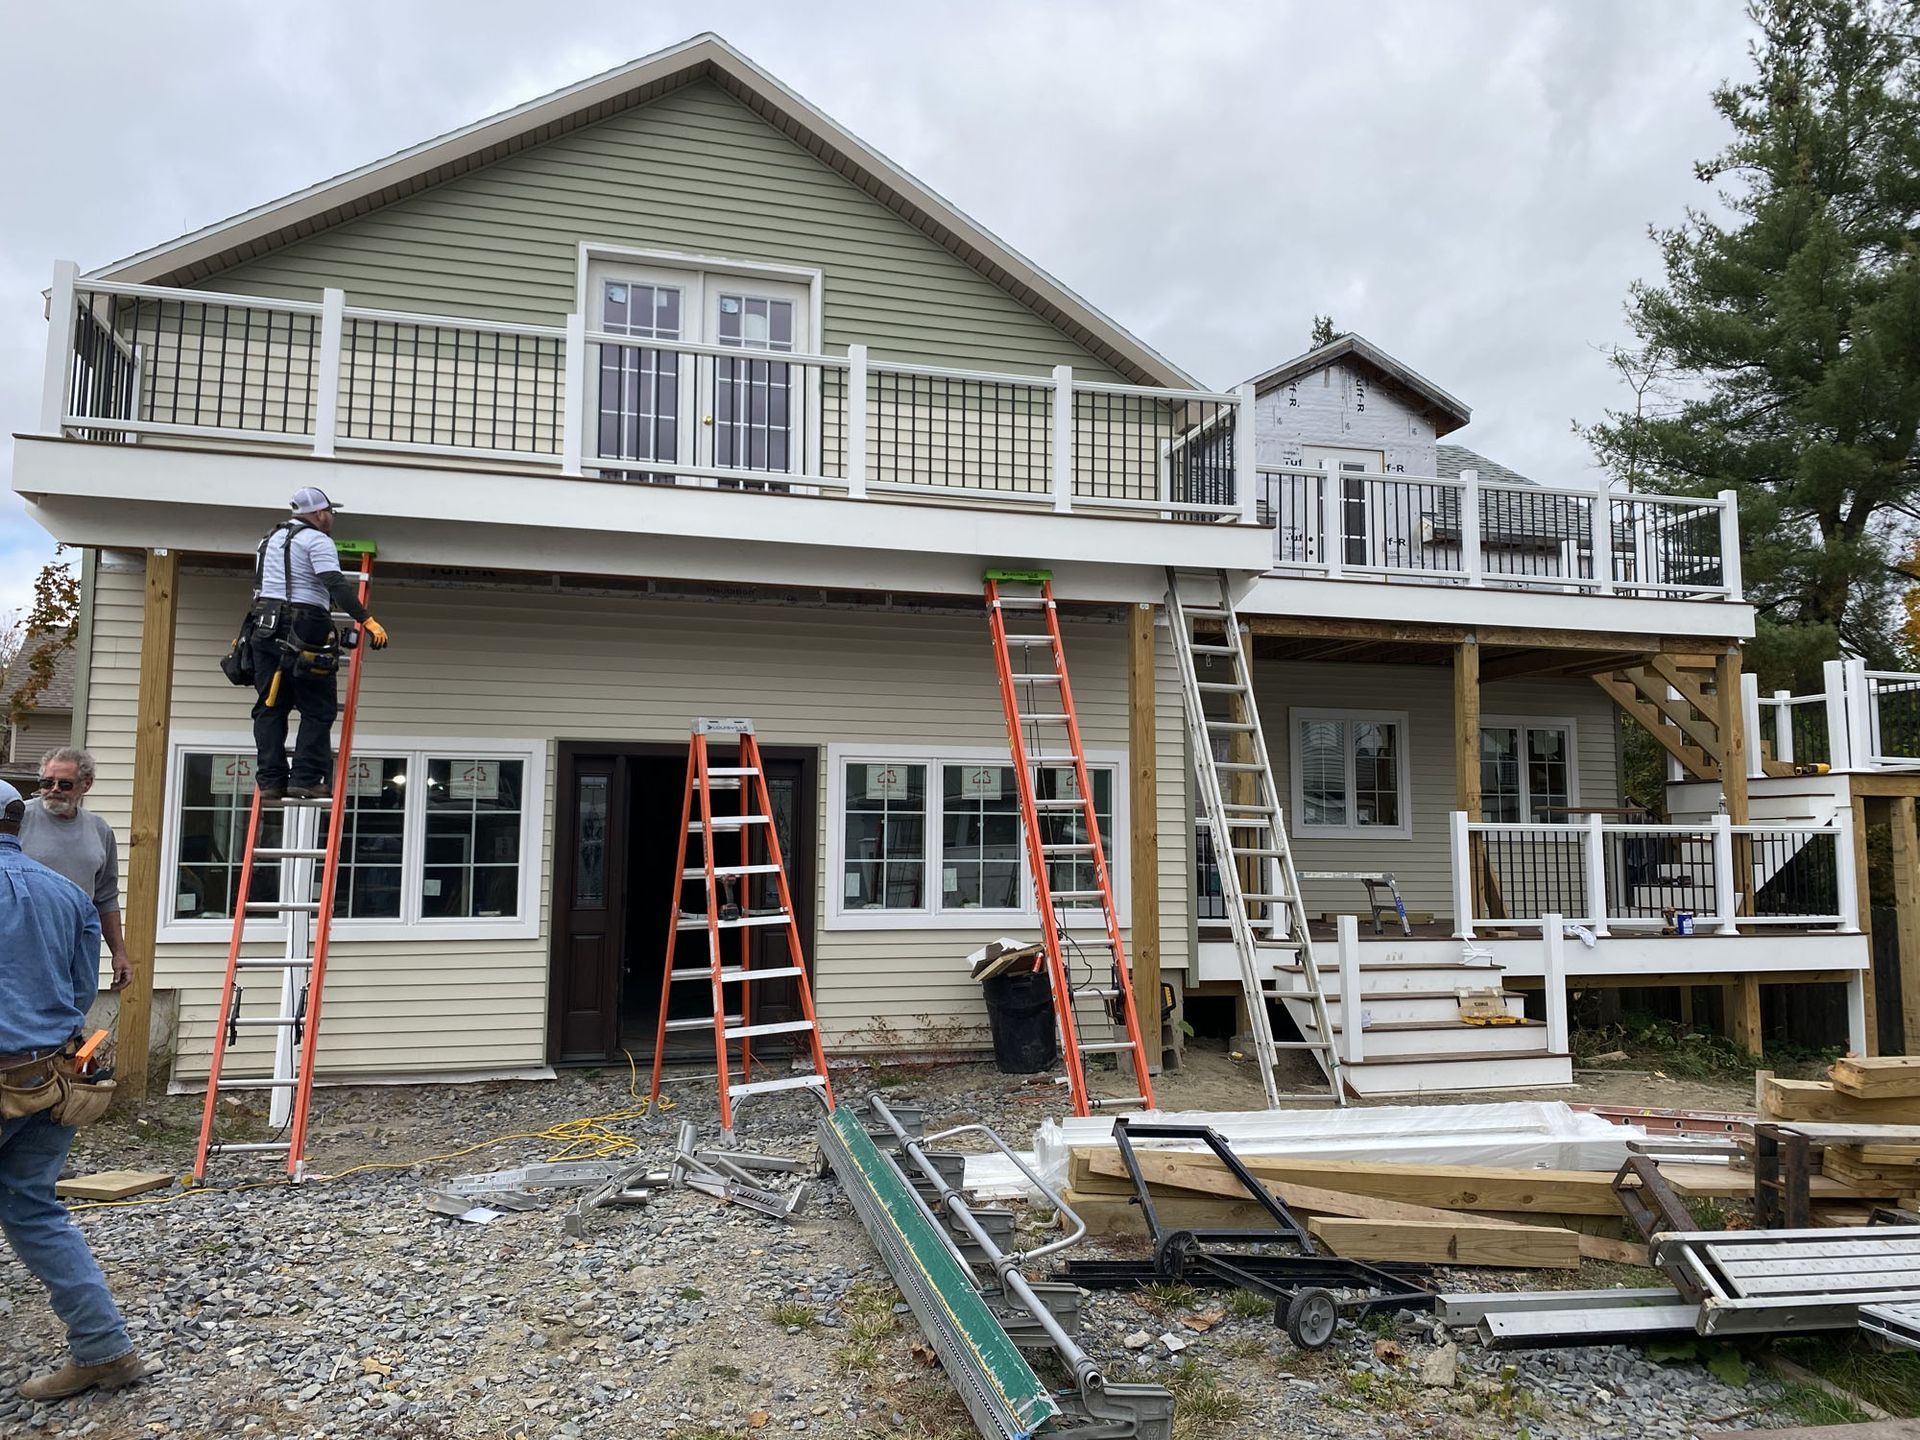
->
[1585,0,1920,689]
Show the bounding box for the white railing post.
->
[313,287,346,458]
[560,311,585,477]
[1846,658,1875,769]
[1711,813,1740,935]
[1717,489,1744,601]
[1584,813,1611,937]
[1773,689,1795,766]
[1589,487,1616,595]
[1835,806,1861,934]
[1450,810,1474,938]
[846,343,869,499]
[1051,364,1073,513]
[1336,913,1364,1065]
[39,260,79,435]
[1460,468,1484,587]
[1824,659,1852,769]
[1319,461,1342,579]
[1542,913,1569,1058]
[1741,673,1764,780]
[1236,383,1258,525]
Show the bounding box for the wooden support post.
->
[1717,648,1752,916]
[1678,986,1695,1031]
[1128,604,1162,1071]
[119,548,179,1101]
[1891,795,1920,1055]
[1855,793,1880,1054]
[1729,973,1763,1058]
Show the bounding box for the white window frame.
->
[157,731,547,944]
[1479,715,1582,824]
[1288,707,1412,840]
[825,742,1128,931]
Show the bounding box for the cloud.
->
[0,0,1757,582]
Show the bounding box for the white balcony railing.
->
[37,262,1256,524]
[1260,464,1741,601]
[1449,811,1857,937]
[1746,659,1920,774]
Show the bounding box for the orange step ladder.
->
[194,547,375,1182]
[983,571,1156,1117]
[647,720,833,1140]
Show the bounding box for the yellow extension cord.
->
[69,1049,674,1213]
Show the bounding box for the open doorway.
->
[547,741,818,1067]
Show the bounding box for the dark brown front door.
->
[548,742,817,1066]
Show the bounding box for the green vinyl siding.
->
[206,81,1120,378]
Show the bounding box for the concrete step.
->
[1337,1048,1574,1098]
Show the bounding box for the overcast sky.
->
[0,0,1757,622]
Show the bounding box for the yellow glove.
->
[363,618,390,650]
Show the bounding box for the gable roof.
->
[1242,333,1471,437]
[1435,443,1533,488]
[83,33,1197,390]
[0,630,76,715]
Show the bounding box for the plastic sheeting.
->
[964,1101,1652,1201]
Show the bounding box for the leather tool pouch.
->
[0,1058,63,1121]
[47,1059,115,1128]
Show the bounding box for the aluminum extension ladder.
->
[983,571,1156,1117]
[646,720,834,1141]
[194,547,377,1181]
[1165,567,1344,1107]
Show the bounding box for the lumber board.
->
[1306,1216,1580,1270]
[54,1169,173,1201]
[1833,1057,1920,1100]
[1058,1188,1272,1238]
[1763,1076,1920,1125]
[1655,1162,1882,1202]
[1067,1146,1626,1215]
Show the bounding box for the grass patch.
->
[1776,1335,1920,1417]
[707,1362,741,1382]
[1136,1281,1201,1314]
[832,1280,900,1377]
[764,1301,818,1330]
[1167,1357,1247,1436]
[1225,1287,1272,1321]
[1774,1383,1874,1427]
[677,1286,705,1301]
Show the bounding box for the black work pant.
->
[250,608,338,788]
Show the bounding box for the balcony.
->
[19,264,1271,597]
[1753,659,1920,773]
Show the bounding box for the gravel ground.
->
[2,1051,1789,1439]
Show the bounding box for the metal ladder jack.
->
[647,719,834,1142]
[194,546,378,1182]
[983,570,1156,1118]
[1164,566,1345,1107]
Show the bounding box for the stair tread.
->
[1341,1047,1569,1067]
[1316,1018,1547,1035]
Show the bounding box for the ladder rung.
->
[207,1141,292,1154]
[994,597,1051,608]
[1031,799,1085,811]
[1027,753,1080,763]
[229,1016,299,1028]
[253,847,328,861]
[1189,644,1239,655]
[689,817,770,830]
[1272,1039,1339,1052]
[671,965,806,983]
[1017,713,1071,723]
[1048,890,1104,902]
[1078,987,1123,999]
[707,767,760,777]
[1221,803,1276,813]
[215,1079,300,1091]
[683,864,782,879]
[1241,893,1296,903]
[234,958,312,970]
[730,1074,829,1099]
[1206,721,1257,733]
[1215,762,1265,772]
[1005,636,1055,647]
[1079,1041,1138,1054]
[664,1015,740,1032]
[1041,843,1095,854]
[1012,674,1062,684]
[245,900,320,913]
[1196,681,1250,693]
[725,1020,816,1040]
[677,913,790,932]
[1087,1095,1149,1110]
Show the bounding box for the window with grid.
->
[331,755,407,919]
[423,757,525,919]
[1293,712,1408,835]
[842,762,927,910]
[941,764,1019,909]
[173,752,282,919]
[597,280,682,476]
[714,293,796,475]
[1035,765,1113,901]
[1480,723,1572,824]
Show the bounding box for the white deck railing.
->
[1449,811,1857,936]
[38,262,1256,523]
[1746,659,1920,773]
[1260,464,1740,601]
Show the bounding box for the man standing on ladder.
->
[249,488,389,803]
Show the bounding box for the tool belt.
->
[253,600,343,681]
[0,1044,115,1127]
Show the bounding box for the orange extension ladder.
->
[648,720,834,1141]
[983,571,1156,1117]
[194,548,375,1182]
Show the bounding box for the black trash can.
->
[982,968,1058,1074]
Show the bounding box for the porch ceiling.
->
[1250,633,1679,677]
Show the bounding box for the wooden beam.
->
[1832,1056,1920,1099]
[1762,1076,1920,1124]
[1127,603,1162,1071]
[1891,795,1920,1057]
[1729,973,1763,1057]
[1592,672,1719,778]
[1832,773,1920,799]
[119,547,179,1102]
[1454,638,1480,816]
[1855,793,1880,1054]
[1645,654,1717,719]
[1620,665,1728,761]
[1716,648,1749,826]
[1481,649,1655,683]
[1244,613,1745,654]
[1508,968,1855,990]
[1306,1215,1580,1270]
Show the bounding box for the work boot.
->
[286,782,330,800]
[18,1352,148,1402]
[257,785,286,806]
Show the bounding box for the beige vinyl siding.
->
[206,82,1122,379]
[9,710,74,768]
[1250,661,1620,919]
[84,557,1188,1081]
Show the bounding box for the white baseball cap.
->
[0,779,23,819]
[290,487,344,515]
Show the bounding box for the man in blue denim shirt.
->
[0,778,145,1400]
